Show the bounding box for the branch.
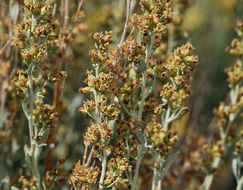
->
[113,0,132,66]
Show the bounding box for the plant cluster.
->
[70,0,198,189]
[10,0,67,189]
[0,0,242,190]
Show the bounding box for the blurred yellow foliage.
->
[213,0,236,11]
[181,6,205,32]
[173,112,190,137]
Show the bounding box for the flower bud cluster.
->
[226,20,243,56]
[84,122,112,155]
[20,44,47,64]
[79,96,121,121]
[115,118,140,157]
[11,67,66,100]
[38,68,67,85]
[69,161,100,188]
[11,1,58,63]
[157,43,198,77]
[74,27,140,187]
[119,77,139,110]
[202,141,225,161]
[213,94,243,130]
[158,43,198,108]
[235,130,243,154]
[81,71,116,94]
[104,157,131,187]
[11,70,28,99]
[225,61,243,87]
[120,37,146,63]
[135,0,173,36]
[213,102,232,128]
[18,176,37,190]
[43,160,68,188]
[89,31,113,67]
[146,122,178,156]
[33,101,59,129]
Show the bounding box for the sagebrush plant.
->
[10,0,66,189]
[70,0,198,189]
[0,0,242,190]
[201,19,243,190]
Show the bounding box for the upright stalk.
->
[131,33,155,190]
[99,150,108,190]
[236,176,243,190]
[201,117,235,190]
[131,144,143,190]
[27,63,41,190]
[201,85,238,190]
[152,167,162,190]
[11,1,60,188]
[151,108,171,190]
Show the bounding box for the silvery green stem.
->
[99,150,107,190]
[152,167,162,190]
[137,72,147,121]
[137,33,155,121]
[23,12,41,189]
[236,176,243,190]
[131,34,155,190]
[24,62,41,190]
[167,24,174,57]
[151,109,170,190]
[131,144,143,190]
[201,114,235,190]
[200,157,220,190]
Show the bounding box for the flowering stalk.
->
[150,43,198,190]
[130,32,155,190]
[71,1,198,189]
[201,20,243,190]
[71,29,118,189]
[11,0,65,189]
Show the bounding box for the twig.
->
[118,0,131,48]
[76,0,84,15]
[83,144,88,165]
[112,0,131,66]
[63,0,69,29]
[128,24,137,37]
[0,40,11,56]
[131,144,143,190]
[0,80,8,119]
[85,146,94,167]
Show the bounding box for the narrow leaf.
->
[160,151,180,180]
[135,131,145,144]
